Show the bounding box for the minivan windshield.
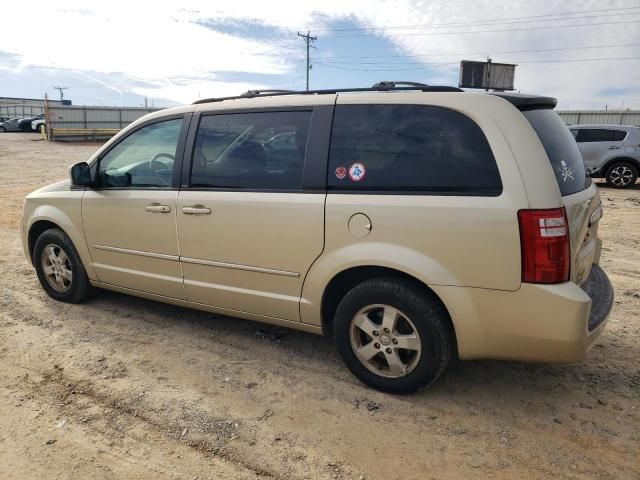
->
[523,109,590,196]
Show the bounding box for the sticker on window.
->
[348,163,366,182]
[335,166,347,180]
[558,160,574,182]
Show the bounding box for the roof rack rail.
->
[193,83,463,104]
[242,89,295,97]
[371,81,430,90]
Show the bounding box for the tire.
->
[33,228,93,303]
[333,278,453,394]
[605,161,638,188]
[0,127,6,132]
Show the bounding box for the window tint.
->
[191,111,311,190]
[98,119,182,188]
[327,104,501,194]
[575,128,626,143]
[523,109,590,196]
[611,130,627,141]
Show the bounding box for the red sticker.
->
[335,166,347,179]
[348,162,366,182]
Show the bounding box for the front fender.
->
[300,242,461,327]
[25,201,96,280]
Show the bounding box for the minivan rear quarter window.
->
[327,104,502,195]
[523,109,590,196]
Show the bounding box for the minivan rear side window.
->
[523,109,590,196]
[327,104,502,195]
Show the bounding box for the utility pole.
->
[53,86,68,102]
[297,31,317,91]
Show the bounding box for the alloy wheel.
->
[40,243,73,293]
[609,165,634,186]
[349,304,422,378]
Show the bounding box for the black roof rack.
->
[193,81,463,104]
[371,81,430,90]
[242,89,295,97]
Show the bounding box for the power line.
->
[314,43,640,62]
[325,12,640,33]
[330,19,640,38]
[297,31,317,91]
[313,56,640,72]
[310,5,640,32]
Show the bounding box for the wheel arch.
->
[319,265,458,357]
[601,156,640,177]
[28,219,61,263]
[25,206,97,280]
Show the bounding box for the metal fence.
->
[48,105,160,129]
[557,110,640,126]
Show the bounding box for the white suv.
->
[570,125,640,188]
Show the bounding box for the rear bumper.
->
[437,264,614,363]
[581,264,614,331]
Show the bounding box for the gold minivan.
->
[21,83,614,393]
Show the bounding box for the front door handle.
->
[145,204,171,213]
[607,146,620,150]
[182,205,212,215]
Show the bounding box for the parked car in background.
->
[18,116,39,132]
[570,124,640,188]
[31,114,46,132]
[0,117,25,132]
[21,84,614,393]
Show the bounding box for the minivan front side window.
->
[98,119,182,188]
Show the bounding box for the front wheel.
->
[333,278,453,394]
[33,228,93,303]
[605,161,638,188]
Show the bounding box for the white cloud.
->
[3,0,639,107]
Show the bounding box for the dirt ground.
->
[0,132,638,480]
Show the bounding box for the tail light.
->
[518,208,570,284]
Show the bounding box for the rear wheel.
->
[33,228,93,303]
[333,278,453,393]
[0,126,6,132]
[605,161,638,188]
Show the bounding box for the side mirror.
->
[70,162,92,187]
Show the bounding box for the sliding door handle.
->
[145,204,171,213]
[182,206,212,215]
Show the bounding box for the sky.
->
[1,0,639,109]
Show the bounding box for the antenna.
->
[53,86,68,102]
[297,31,317,91]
